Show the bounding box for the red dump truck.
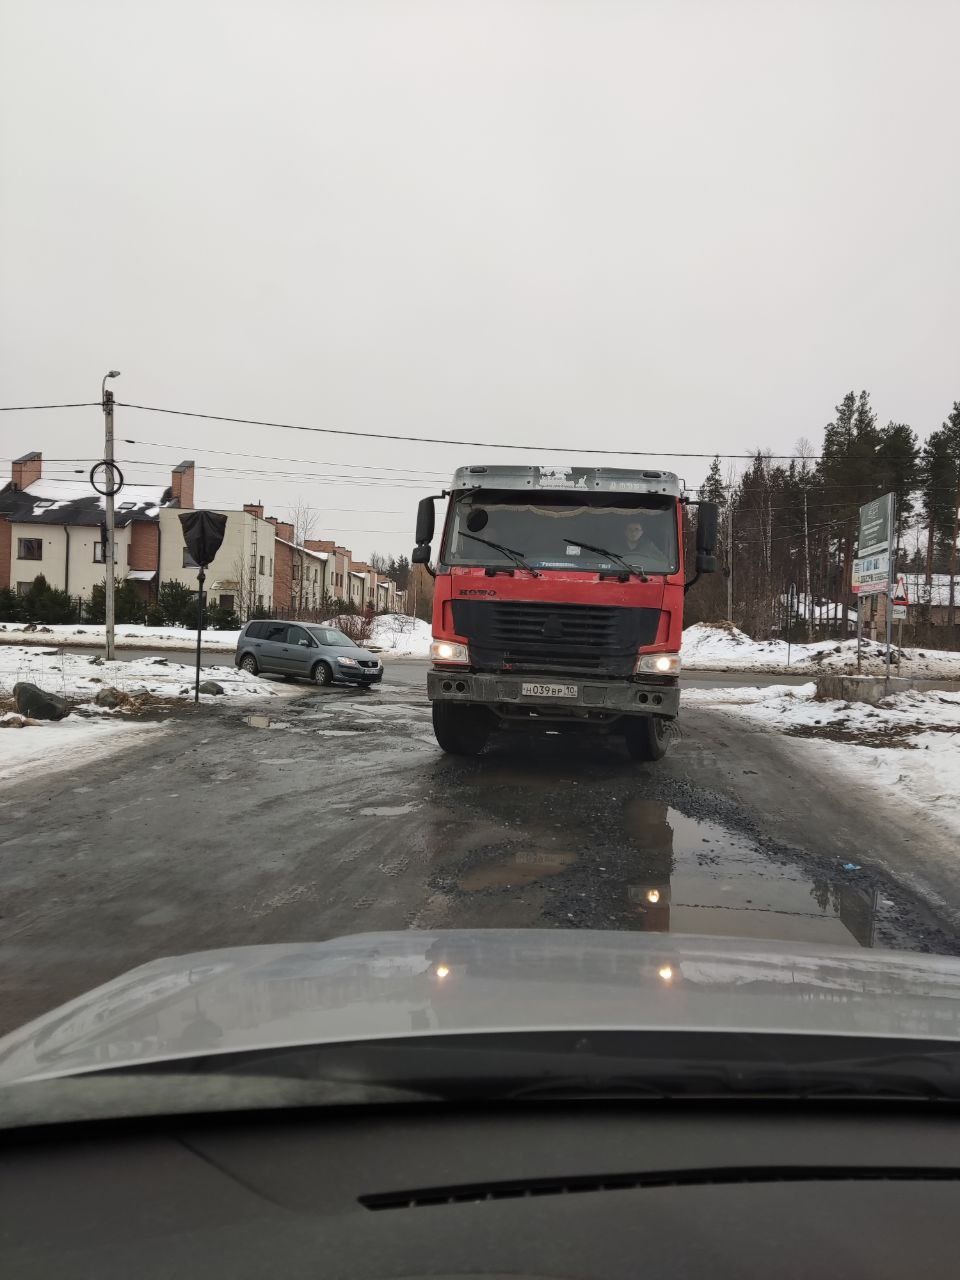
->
[412,465,718,760]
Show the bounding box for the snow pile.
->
[685,682,960,841]
[0,623,240,652]
[681,622,960,678]
[368,614,432,657]
[0,646,279,705]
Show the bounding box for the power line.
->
[0,402,99,411]
[116,400,827,460]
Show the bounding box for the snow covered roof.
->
[0,478,171,527]
[274,536,328,561]
[125,569,157,581]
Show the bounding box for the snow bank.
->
[0,646,280,704]
[368,614,432,657]
[685,682,960,842]
[0,623,239,652]
[681,622,960,678]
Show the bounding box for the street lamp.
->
[101,370,121,661]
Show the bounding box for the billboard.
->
[858,493,894,559]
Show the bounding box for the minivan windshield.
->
[442,491,679,574]
[307,627,355,647]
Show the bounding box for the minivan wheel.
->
[239,653,259,675]
[432,702,490,756]
[312,661,333,687]
[624,714,669,762]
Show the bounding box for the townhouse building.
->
[2,451,404,619]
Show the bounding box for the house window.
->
[219,594,235,611]
[17,537,42,560]
[259,555,265,575]
[182,548,199,568]
[16,581,33,594]
[93,542,117,563]
[292,563,300,580]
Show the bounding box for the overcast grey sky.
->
[2,0,958,561]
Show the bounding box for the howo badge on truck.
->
[412,465,718,760]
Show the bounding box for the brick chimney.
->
[12,452,42,490]
[170,460,195,509]
[275,521,294,541]
[306,539,335,553]
[243,502,264,519]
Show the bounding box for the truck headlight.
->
[636,653,681,675]
[431,640,470,665]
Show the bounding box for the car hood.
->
[3,930,960,1085]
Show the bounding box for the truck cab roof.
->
[449,465,682,498]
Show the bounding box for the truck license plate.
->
[521,682,578,699]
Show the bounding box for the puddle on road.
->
[459,849,578,891]
[444,799,883,948]
[620,801,878,948]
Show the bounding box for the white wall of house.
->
[159,508,276,612]
[8,522,133,598]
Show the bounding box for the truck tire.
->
[432,702,490,756]
[624,715,670,762]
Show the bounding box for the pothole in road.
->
[434,800,903,951]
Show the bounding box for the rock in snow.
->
[13,682,71,721]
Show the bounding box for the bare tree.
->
[289,498,318,617]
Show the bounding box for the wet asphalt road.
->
[2,664,960,1034]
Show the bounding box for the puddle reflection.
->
[624,801,878,948]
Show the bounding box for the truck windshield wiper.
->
[563,539,649,582]
[459,531,540,576]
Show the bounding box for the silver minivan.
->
[235,620,383,687]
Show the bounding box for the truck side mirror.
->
[415,497,436,547]
[694,501,719,575]
[411,544,431,565]
[696,501,718,556]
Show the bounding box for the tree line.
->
[686,391,960,639]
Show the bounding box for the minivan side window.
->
[265,623,289,643]
[288,626,313,647]
[245,621,267,639]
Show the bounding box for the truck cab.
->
[413,465,717,760]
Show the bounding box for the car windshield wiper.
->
[459,531,540,576]
[563,539,649,582]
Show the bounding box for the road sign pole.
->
[884,497,896,686]
[856,594,862,674]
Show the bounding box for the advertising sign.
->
[858,493,894,560]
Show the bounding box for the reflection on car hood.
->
[3,929,960,1084]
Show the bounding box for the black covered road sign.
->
[178,510,227,569]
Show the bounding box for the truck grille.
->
[451,600,660,677]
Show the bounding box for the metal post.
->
[856,594,862,673]
[102,385,116,661]
[194,566,206,703]
[884,497,896,685]
[897,619,903,673]
[726,499,733,623]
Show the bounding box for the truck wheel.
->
[432,702,490,756]
[625,715,670,762]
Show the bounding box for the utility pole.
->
[726,499,733,623]
[949,461,960,629]
[101,370,121,661]
[802,488,812,640]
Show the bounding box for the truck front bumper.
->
[427,669,679,721]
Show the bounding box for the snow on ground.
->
[681,622,960,678]
[685,681,960,842]
[366,614,432,657]
[0,623,240,652]
[0,715,167,788]
[0,646,280,705]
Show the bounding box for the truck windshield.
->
[442,492,679,574]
